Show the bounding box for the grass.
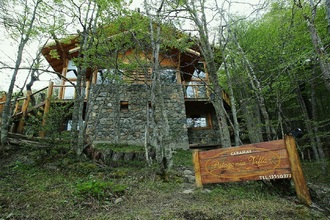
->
[0,145,329,219]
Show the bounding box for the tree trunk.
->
[1,44,28,146]
[145,0,173,173]
[295,1,330,91]
[239,89,264,143]
[0,0,41,149]
[305,18,330,92]
[186,0,231,148]
[235,40,276,141]
[296,86,320,160]
[222,56,241,146]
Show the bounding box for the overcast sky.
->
[0,0,266,93]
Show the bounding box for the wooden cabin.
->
[1,19,231,149]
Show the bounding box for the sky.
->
[0,0,266,93]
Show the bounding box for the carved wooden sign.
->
[193,135,312,205]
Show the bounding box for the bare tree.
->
[0,0,43,148]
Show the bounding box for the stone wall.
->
[86,83,189,149]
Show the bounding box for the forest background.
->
[0,0,329,171]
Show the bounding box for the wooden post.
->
[40,81,54,138]
[193,150,203,188]
[59,59,68,99]
[17,91,31,133]
[92,69,98,84]
[13,101,20,115]
[285,135,312,206]
[0,93,6,113]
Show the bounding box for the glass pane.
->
[66,70,76,78]
[187,117,208,128]
[67,60,77,78]
[192,69,206,80]
[197,85,207,98]
[185,86,195,98]
[64,81,75,99]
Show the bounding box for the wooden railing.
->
[183,83,231,107]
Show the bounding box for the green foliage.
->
[75,177,127,199]
[24,112,43,137]
[24,100,73,143]
[227,1,330,147]
[303,160,330,183]
[49,49,60,59]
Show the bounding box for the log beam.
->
[40,81,54,137]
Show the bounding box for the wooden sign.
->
[193,135,312,205]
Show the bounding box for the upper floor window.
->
[191,62,207,80]
[67,60,77,78]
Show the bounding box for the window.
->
[186,114,211,128]
[64,81,76,99]
[66,70,76,78]
[160,68,177,84]
[120,101,129,112]
[192,62,207,80]
[67,60,77,77]
[67,120,85,130]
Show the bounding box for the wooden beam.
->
[59,59,68,99]
[0,93,6,113]
[285,135,312,206]
[92,69,98,85]
[40,81,54,138]
[69,46,80,54]
[17,91,32,133]
[186,48,200,57]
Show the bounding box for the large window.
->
[184,62,209,99]
[186,114,211,129]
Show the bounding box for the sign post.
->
[193,136,311,206]
[284,135,312,205]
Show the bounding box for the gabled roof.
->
[41,12,206,74]
[41,36,80,73]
